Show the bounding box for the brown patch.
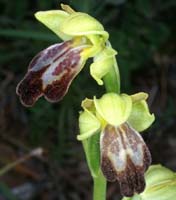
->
[44,49,82,102]
[52,49,81,76]
[100,125,119,182]
[44,74,71,103]
[29,41,71,70]
[16,65,49,107]
[117,156,146,197]
[101,155,117,182]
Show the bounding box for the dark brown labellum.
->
[16,40,85,107]
[100,123,151,197]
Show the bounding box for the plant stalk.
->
[92,56,120,200]
[93,173,107,200]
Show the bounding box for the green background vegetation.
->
[0,0,176,199]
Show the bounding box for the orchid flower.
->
[16,4,157,200]
[78,92,155,197]
[16,4,119,107]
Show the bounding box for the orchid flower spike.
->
[16,4,119,107]
[78,92,155,197]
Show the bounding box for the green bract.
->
[90,47,117,85]
[122,165,176,200]
[78,92,154,141]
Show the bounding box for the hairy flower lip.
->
[16,40,86,107]
[100,123,151,197]
[16,65,49,107]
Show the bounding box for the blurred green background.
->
[0,0,176,199]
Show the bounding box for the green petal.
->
[131,92,148,103]
[81,98,96,114]
[94,93,132,126]
[127,100,155,132]
[59,12,109,41]
[90,47,117,85]
[61,4,75,14]
[35,10,71,40]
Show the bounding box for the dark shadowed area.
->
[0,0,176,199]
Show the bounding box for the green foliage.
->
[0,0,175,163]
[0,182,18,200]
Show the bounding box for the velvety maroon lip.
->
[100,123,151,197]
[16,40,85,107]
[28,41,71,70]
[16,65,49,107]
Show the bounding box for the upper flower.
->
[16,4,119,106]
[35,4,109,43]
[78,92,155,197]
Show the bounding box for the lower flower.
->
[78,92,155,197]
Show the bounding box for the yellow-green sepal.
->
[122,165,176,200]
[94,93,132,126]
[78,98,101,178]
[77,109,101,140]
[60,12,109,41]
[35,10,71,41]
[145,165,176,187]
[90,47,117,85]
[142,165,176,200]
[127,93,155,132]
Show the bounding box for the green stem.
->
[92,55,120,200]
[103,42,120,94]
[93,173,107,200]
[103,56,120,94]
[82,42,120,200]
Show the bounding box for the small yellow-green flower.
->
[16,4,119,106]
[122,165,176,200]
[78,92,155,197]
